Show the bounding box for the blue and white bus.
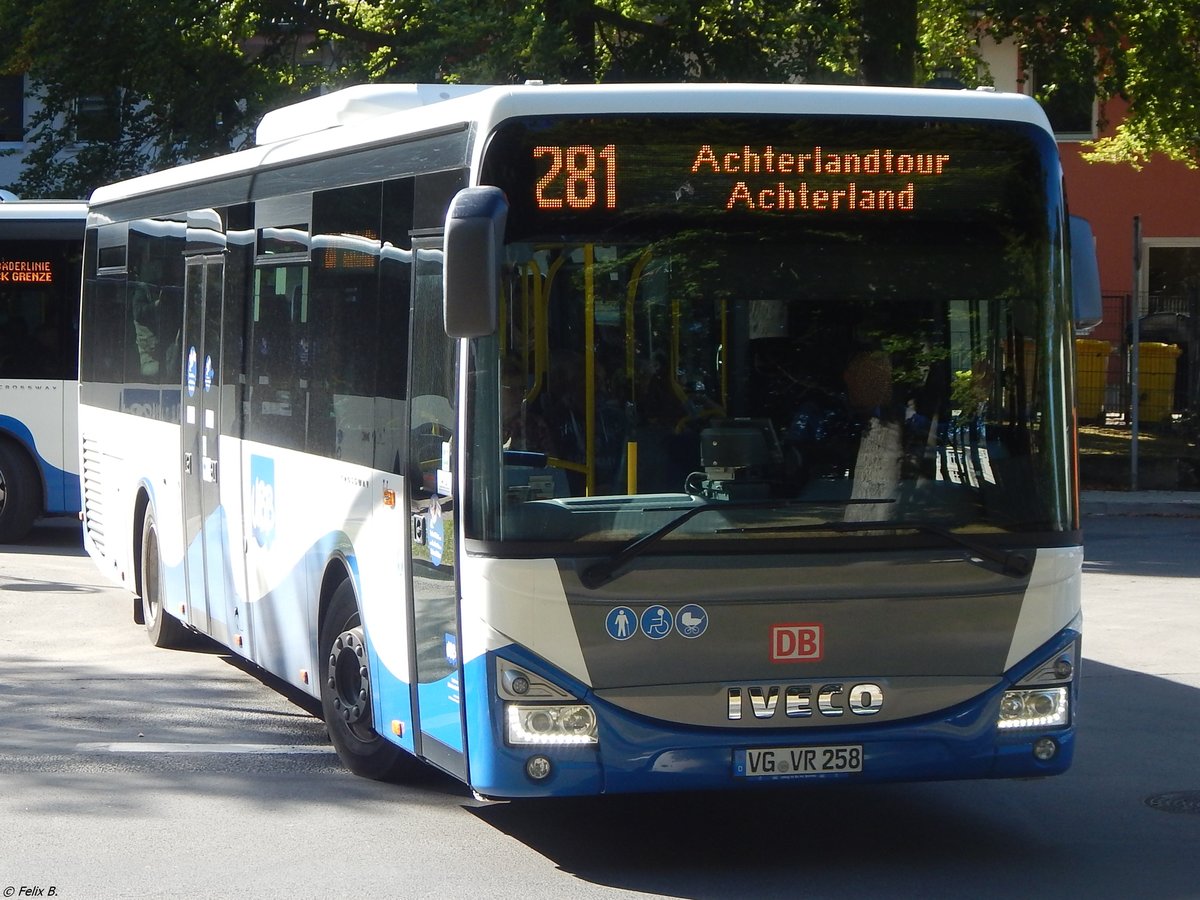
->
[80,83,1087,796]
[0,200,86,542]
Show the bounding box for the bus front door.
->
[180,255,233,644]
[404,242,467,780]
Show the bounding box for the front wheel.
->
[319,580,420,781]
[0,440,40,543]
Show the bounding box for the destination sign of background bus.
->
[0,259,56,282]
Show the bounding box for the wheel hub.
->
[327,628,370,724]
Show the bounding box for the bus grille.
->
[80,436,107,553]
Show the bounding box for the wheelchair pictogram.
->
[640,605,673,639]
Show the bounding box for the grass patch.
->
[1078,425,1194,459]
[1078,424,1200,490]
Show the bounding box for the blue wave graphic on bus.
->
[0,413,80,515]
[417,674,463,752]
[250,455,276,548]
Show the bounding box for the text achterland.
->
[691,144,952,212]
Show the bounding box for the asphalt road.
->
[0,515,1198,899]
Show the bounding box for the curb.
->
[1081,492,1200,518]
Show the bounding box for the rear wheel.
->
[140,508,189,648]
[0,441,40,544]
[320,579,419,781]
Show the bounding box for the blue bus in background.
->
[0,200,86,542]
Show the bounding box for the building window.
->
[75,93,121,143]
[0,75,25,143]
[1033,66,1096,137]
[1026,39,1097,139]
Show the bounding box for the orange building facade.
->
[1059,105,1200,423]
[979,37,1200,421]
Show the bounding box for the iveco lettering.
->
[727,683,885,720]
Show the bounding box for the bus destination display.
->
[0,258,55,283]
[484,115,1048,239]
[533,142,953,214]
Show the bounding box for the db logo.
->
[770,623,823,662]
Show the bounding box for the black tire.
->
[320,579,419,781]
[140,508,190,648]
[0,440,40,544]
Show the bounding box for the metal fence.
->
[1075,292,1200,491]
[1078,292,1199,425]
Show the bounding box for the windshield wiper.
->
[578,498,894,590]
[716,518,1033,578]
[911,523,1032,577]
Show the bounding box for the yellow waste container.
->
[1137,342,1182,423]
[1074,338,1111,422]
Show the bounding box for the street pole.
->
[1131,215,1141,491]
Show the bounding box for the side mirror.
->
[1069,215,1102,333]
[443,186,508,338]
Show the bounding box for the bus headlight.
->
[506,703,598,745]
[996,687,1069,730]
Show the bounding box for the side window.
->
[240,174,439,465]
[127,221,185,387]
[223,204,255,440]
[377,177,415,471]
[408,169,467,493]
[81,231,127,386]
[248,194,311,451]
[248,262,308,450]
[243,180,417,466]
[309,183,384,462]
[408,240,455,501]
[414,169,468,229]
[59,237,82,379]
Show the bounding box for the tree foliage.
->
[984,0,1200,168]
[1084,3,1200,168]
[0,0,1196,196]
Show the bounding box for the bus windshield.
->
[467,113,1073,547]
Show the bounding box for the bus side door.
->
[404,239,467,780]
[180,255,235,643]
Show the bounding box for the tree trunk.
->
[859,0,918,86]
[845,416,903,522]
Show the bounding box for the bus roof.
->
[88,82,1054,210]
[0,199,88,220]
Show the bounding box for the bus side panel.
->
[79,401,187,606]
[369,653,418,756]
[0,379,79,516]
[241,443,321,694]
[352,469,416,756]
[186,439,247,651]
[59,379,80,514]
[215,431,248,650]
[240,443,410,703]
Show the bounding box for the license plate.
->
[734,744,863,778]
